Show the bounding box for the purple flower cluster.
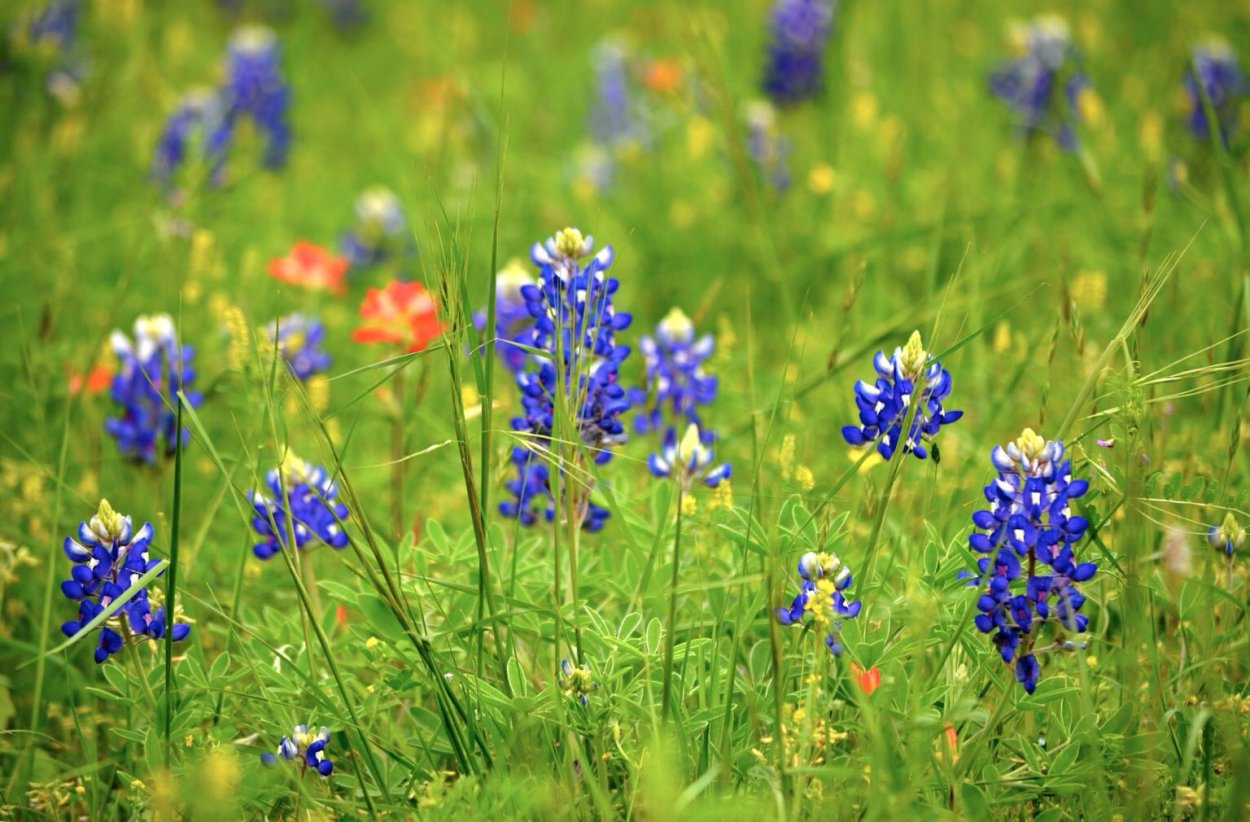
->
[840,331,961,460]
[60,500,191,663]
[105,314,202,464]
[776,550,862,656]
[966,429,1095,693]
[989,16,1090,151]
[761,0,835,106]
[249,456,350,560]
[499,228,633,532]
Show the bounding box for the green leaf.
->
[645,618,662,657]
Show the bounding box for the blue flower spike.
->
[989,15,1091,151]
[249,454,350,560]
[761,0,836,106]
[60,500,191,664]
[558,658,598,707]
[473,259,538,375]
[222,26,292,169]
[499,227,635,532]
[776,550,862,656]
[966,429,1096,694]
[339,187,409,269]
[840,330,961,460]
[1207,512,1246,557]
[647,423,731,492]
[632,307,719,435]
[260,724,333,777]
[106,314,203,464]
[1184,39,1247,148]
[268,313,331,381]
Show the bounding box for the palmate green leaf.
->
[27,559,169,664]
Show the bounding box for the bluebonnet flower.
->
[473,259,538,374]
[776,550,862,655]
[965,429,1096,694]
[151,88,231,190]
[588,40,648,148]
[249,455,349,560]
[220,26,291,169]
[840,331,961,460]
[260,724,334,776]
[1207,512,1245,557]
[24,0,86,106]
[60,500,191,663]
[989,16,1091,151]
[558,659,598,706]
[576,39,651,194]
[105,314,202,464]
[744,100,792,191]
[339,187,409,269]
[647,424,731,492]
[761,0,835,106]
[267,313,331,381]
[631,307,718,435]
[1184,40,1246,147]
[499,228,633,531]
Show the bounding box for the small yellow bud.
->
[897,330,928,378]
[553,227,586,258]
[1015,428,1047,462]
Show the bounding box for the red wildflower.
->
[352,279,443,353]
[850,662,881,695]
[67,363,112,396]
[939,721,959,763]
[268,241,349,295]
[642,59,683,93]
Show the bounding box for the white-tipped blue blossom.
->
[221,26,291,169]
[647,424,731,492]
[631,307,718,434]
[260,723,333,776]
[964,429,1095,694]
[558,658,598,706]
[1184,39,1246,147]
[60,500,191,663]
[473,259,538,374]
[268,313,331,381]
[249,455,349,560]
[1207,512,1246,557]
[105,314,203,463]
[744,100,792,191]
[151,88,231,190]
[840,330,961,460]
[500,227,634,532]
[989,15,1090,151]
[761,0,835,106]
[776,550,861,656]
[339,187,411,268]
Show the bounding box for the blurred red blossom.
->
[268,241,349,295]
[352,280,443,353]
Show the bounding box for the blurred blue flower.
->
[60,500,191,664]
[260,724,334,776]
[473,258,538,374]
[105,314,202,464]
[1184,40,1246,147]
[249,455,349,560]
[268,312,331,381]
[339,187,410,269]
[589,39,649,148]
[1207,512,1245,557]
[25,0,86,106]
[965,429,1095,694]
[647,423,731,492]
[744,100,792,191]
[151,88,231,190]
[761,0,835,105]
[631,307,718,435]
[989,16,1090,151]
[558,658,598,706]
[500,228,634,531]
[221,26,291,169]
[776,550,862,656]
[840,331,961,460]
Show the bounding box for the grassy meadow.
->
[2,0,1250,818]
